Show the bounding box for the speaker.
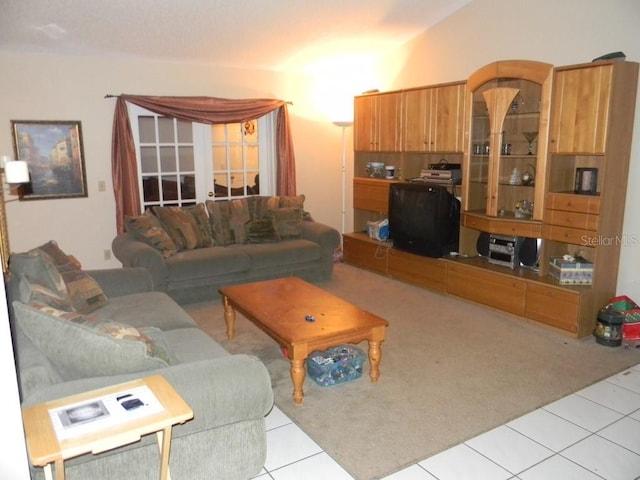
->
[476,232,490,256]
[518,237,538,267]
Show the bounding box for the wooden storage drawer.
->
[490,219,543,238]
[446,262,526,315]
[354,178,393,213]
[545,193,601,214]
[463,213,542,238]
[543,208,599,230]
[343,234,390,274]
[388,249,446,292]
[542,224,598,245]
[525,282,580,333]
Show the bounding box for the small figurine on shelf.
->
[515,200,533,219]
[521,164,536,186]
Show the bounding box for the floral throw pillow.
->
[124,211,178,258]
[61,270,109,314]
[268,207,304,240]
[33,240,82,272]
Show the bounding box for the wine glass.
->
[522,131,538,155]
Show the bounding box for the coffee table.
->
[219,277,389,405]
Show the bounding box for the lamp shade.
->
[5,160,30,184]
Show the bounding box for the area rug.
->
[185,263,640,480]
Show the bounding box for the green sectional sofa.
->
[8,242,273,480]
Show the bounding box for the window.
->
[128,105,276,211]
[134,113,196,208]
[210,120,260,199]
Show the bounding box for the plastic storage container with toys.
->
[306,345,366,386]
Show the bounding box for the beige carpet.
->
[185,263,640,480]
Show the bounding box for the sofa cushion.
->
[18,275,74,312]
[165,246,251,283]
[9,250,68,299]
[154,206,201,251]
[163,327,231,362]
[94,291,198,331]
[13,302,177,381]
[246,217,280,243]
[240,239,321,269]
[251,196,280,219]
[186,203,215,248]
[124,211,178,258]
[33,240,82,272]
[269,207,303,240]
[279,194,305,209]
[206,200,235,246]
[229,198,251,244]
[60,270,109,314]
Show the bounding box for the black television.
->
[388,182,460,258]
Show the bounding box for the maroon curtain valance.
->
[110,94,297,233]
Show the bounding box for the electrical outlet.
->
[104,249,111,261]
[98,180,106,192]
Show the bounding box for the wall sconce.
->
[0,155,31,273]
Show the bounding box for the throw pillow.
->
[61,270,109,314]
[9,249,68,299]
[186,203,215,247]
[229,198,251,244]
[13,302,177,381]
[269,207,303,239]
[279,194,305,209]
[206,200,235,246]
[17,275,74,312]
[153,206,202,251]
[251,196,280,220]
[246,217,280,243]
[124,211,178,258]
[33,240,82,272]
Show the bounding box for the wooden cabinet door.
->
[354,93,401,152]
[376,92,402,152]
[354,95,377,151]
[549,64,612,154]
[430,83,466,152]
[402,83,465,153]
[402,88,430,152]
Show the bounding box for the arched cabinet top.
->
[467,60,553,91]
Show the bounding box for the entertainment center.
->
[343,58,639,338]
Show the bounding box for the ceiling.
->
[0,0,470,72]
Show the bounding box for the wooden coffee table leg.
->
[290,358,306,405]
[368,341,382,382]
[222,296,236,340]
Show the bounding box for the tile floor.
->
[253,363,640,480]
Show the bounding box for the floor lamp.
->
[0,155,30,273]
[332,121,353,235]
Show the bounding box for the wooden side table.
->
[22,375,193,480]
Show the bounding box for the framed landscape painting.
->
[11,120,88,200]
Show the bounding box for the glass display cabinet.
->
[462,60,553,242]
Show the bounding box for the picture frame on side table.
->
[11,120,88,200]
[574,167,598,195]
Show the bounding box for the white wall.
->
[375,0,640,299]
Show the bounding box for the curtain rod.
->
[104,94,292,105]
